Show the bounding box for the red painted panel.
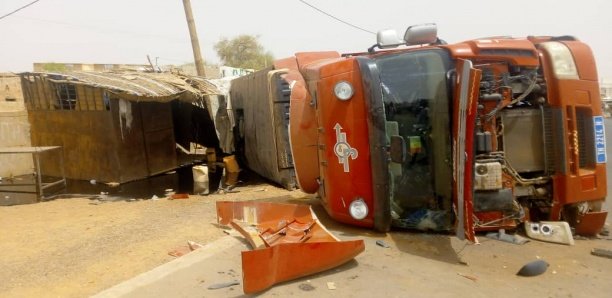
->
[313,58,375,228]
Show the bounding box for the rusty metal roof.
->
[20,71,221,102]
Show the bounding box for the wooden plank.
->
[93,89,104,111]
[86,86,95,110]
[230,220,266,249]
[76,85,87,111]
[33,77,44,110]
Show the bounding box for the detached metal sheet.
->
[216,201,365,294]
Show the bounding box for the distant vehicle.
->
[230,24,607,240]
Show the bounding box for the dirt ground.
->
[0,181,302,298]
[1,180,611,298]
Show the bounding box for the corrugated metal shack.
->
[20,71,220,183]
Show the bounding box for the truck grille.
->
[576,107,595,168]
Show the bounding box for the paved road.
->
[95,205,612,298]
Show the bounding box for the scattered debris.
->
[253,188,267,192]
[298,283,315,291]
[151,195,160,201]
[525,221,574,245]
[516,260,549,277]
[486,229,529,245]
[376,240,391,248]
[223,155,240,173]
[590,248,612,259]
[326,282,337,290]
[222,229,240,237]
[457,272,477,282]
[90,179,97,185]
[170,193,189,200]
[217,184,239,194]
[105,182,120,187]
[207,280,240,290]
[164,189,175,196]
[168,240,204,257]
[575,211,608,236]
[193,165,210,195]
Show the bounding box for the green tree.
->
[42,63,66,72]
[214,35,274,70]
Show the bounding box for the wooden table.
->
[0,146,66,199]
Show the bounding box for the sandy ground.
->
[0,182,301,298]
[1,181,611,298]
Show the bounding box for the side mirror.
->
[369,29,404,53]
[389,135,406,163]
[377,29,402,49]
[404,23,438,45]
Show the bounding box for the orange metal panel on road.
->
[216,201,365,294]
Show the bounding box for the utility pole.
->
[182,0,206,77]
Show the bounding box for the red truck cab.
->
[232,24,607,239]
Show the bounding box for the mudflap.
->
[216,201,365,294]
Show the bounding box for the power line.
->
[14,16,190,43]
[0,0,42,21]
[297,0,375,35]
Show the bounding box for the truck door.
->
[453,59,481,242]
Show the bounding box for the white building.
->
[601,78,612,100]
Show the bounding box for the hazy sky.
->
[1,0,611,79]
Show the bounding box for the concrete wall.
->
[0,74,33,177]
[0,74,25,111]
[162,64,221,79]
[0,111,34,177]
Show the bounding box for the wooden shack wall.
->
[22,77,172,183]
[107,98,149,182]
[29,109,123,182]
[110,100,177,181]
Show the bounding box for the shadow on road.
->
[389,232,462,264]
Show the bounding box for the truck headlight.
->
[334,81,354,101]
[349,198,368,220]
[540,41,579,80]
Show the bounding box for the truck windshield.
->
[374,49,453,230]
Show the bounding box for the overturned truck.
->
[230,24,607,240]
